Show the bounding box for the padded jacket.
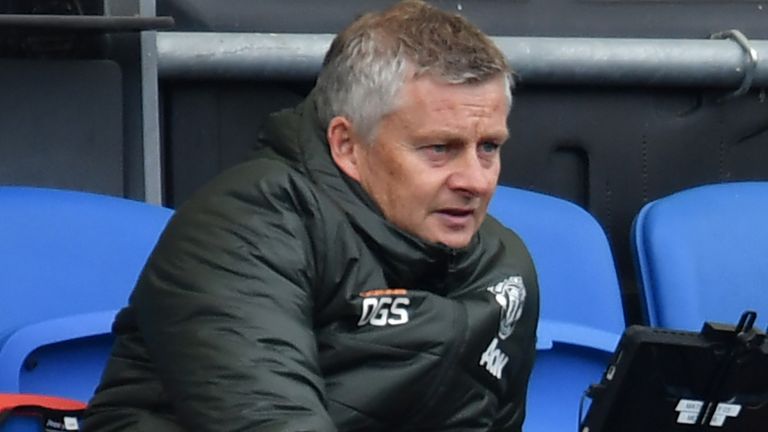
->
[84,93,540,432]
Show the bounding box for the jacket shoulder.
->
[482,216,530,257]
[480,215,539,291]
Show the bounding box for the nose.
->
[445,151,497,198]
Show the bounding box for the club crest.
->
[487,276,526,340]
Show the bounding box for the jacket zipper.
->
[399,250,469,429]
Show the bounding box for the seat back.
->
[488,185,624,432]
[0,187,172,401]
[632,181,768,330]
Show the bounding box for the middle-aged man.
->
[84,1,539,431]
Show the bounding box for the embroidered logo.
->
[487,276,526,340]
[479,276,526,379]
[357,289,410,327]
[479,337,509,379]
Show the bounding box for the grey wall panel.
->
[163,81,307,206]
[0,59,123,196]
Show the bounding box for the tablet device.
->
[580,311,768,432]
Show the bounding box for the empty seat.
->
[489,185,624,432]
[632,181,768,330]
[0,187,172,402]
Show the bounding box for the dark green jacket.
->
[84,94,539,432]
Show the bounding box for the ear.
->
[327,116,363,182]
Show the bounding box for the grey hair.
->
[314,0,514,143]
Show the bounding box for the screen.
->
[580,312,768,432]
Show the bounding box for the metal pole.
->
[158,33,332,81]
[157,32,768,89]
[139,0,163,206]
[497,36,767,88]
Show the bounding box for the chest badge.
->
[488,276,527,339]
[357,288,410,327]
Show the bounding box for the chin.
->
[416,222,477,249]
[435,234,474,250]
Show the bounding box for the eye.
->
[428,144,448,154]
[419,144,452,163]
[479,141,501,154]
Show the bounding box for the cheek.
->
[385,170,435,216]
[370,146,450,214]
[363,155,414,216]
[411,177,453,213]
[483,163,502,191]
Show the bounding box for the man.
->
[84,1,539,431]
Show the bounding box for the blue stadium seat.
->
[488,185,625,432]
[632,181,768,330]
[0,187,172,403]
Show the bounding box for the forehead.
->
[390,75,510,135]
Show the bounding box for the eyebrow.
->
[413,128,509,144]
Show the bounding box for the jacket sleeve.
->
[488,222,540,432]
[132,172,336,432]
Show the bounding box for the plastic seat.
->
[0,187,173,402]
[488,185,624,432]
[632,181,768,330]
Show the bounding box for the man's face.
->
[353,74,510,249]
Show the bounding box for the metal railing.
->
[156,31,767,92]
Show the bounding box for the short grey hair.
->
[314,0,514,142]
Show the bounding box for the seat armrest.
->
[536,319,621,352]
[0,310,117,392]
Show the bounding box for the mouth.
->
[435,208,476,228]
